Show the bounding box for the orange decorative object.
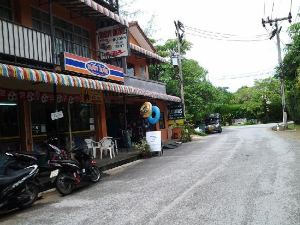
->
[140,102,152,118]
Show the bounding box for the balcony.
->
[0,19,53,65]
[124,75,166,94]
[95,0,119,12]
[0,19,95,68]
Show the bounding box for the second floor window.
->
[0,0,12,21]
[140,66,146,78]
[32,8,90,61]
[127,64,135,76]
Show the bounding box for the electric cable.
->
[214,70,275,80]
[271,1,275,19]
[186,26,268,39]
[185,32,269,42]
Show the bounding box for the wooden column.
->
[20,100,33,152]
[95,92,107,140]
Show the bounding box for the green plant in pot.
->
[133,138,151,157]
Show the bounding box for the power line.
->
[295,6,300,23]
[271,1,275,19]
[186,32,269,42]
[213,70,275,80]
[186,26,268,39]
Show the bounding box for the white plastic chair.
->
[99,137,115,159]
[105,136,118,156]
[84,139,100,159]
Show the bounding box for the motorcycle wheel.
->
[19,182,39,209]
[56,173,74,195]
[89,166,101,183]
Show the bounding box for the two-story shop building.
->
[0,0,180,154]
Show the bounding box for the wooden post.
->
[67,102,72,151]
[95,92,107,140]
[20,100,33,152]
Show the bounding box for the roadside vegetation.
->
[120,3,299,127]
[149,39,283,126]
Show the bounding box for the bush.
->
[132,138,151,157]
[193,130,207,136]
[180,123,195,143]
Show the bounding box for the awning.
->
[56,0,128,27]
[130,43,168,63]
[0,64,181,102]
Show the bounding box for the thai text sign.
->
[63,52,124,82]
[168,103,185,120]
[97,25,128,58]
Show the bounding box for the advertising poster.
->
[97,25,128,58]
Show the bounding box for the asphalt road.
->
[1,124,300,225]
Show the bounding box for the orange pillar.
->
[20,100,33,152]
[95,93,107,140]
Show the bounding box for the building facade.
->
[0,0,180,154]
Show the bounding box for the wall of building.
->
[127,55,149,79]
[155,100,169,142]
[12,0,97,58]
[129,33,139,46]
[0,76,107,151]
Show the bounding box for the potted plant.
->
[133,138,151,158]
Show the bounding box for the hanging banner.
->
[96,25,128,58]
[0,88,102,104]
[62,52,124,82]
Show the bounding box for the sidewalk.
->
[274,124,300,142]
[96,151,140,171]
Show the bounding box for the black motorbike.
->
[53,145,101,195]
[0,153,39,211]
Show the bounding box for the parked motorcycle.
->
[0,161,39,211]
[53,145,101,195]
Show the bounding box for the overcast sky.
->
[124,0,299,92]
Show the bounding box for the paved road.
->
[1,125,300,225]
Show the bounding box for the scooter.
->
[52,145,101,195]
[0,163,39,211]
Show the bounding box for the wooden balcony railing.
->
[0,19,52,64]
[0,19,97,67]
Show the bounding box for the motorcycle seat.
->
[51,160,80,167]
[0,167,36,188]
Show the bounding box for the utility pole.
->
[174,20,186,117]
[262,13,292,128]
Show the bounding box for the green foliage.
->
[193,130,207,136]
[230,78,282,123]
[278,22,300,122]
[279,23,300,81]
[180,123,194,143]
[149,38,281,125]
[150,39,223,123]
[133,138,151,157]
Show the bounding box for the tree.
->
[231,78,281,123]
[278,22,300,122]
[150,39,223,122]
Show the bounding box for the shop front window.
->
[70,104,94,132]
[31,102,68,137]
[0,102,19,137]
[159,112,165,129]
[0,101,20,153]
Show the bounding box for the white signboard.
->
[97,25,128,58]
[51,111,64,120]
[146,131,161,152]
